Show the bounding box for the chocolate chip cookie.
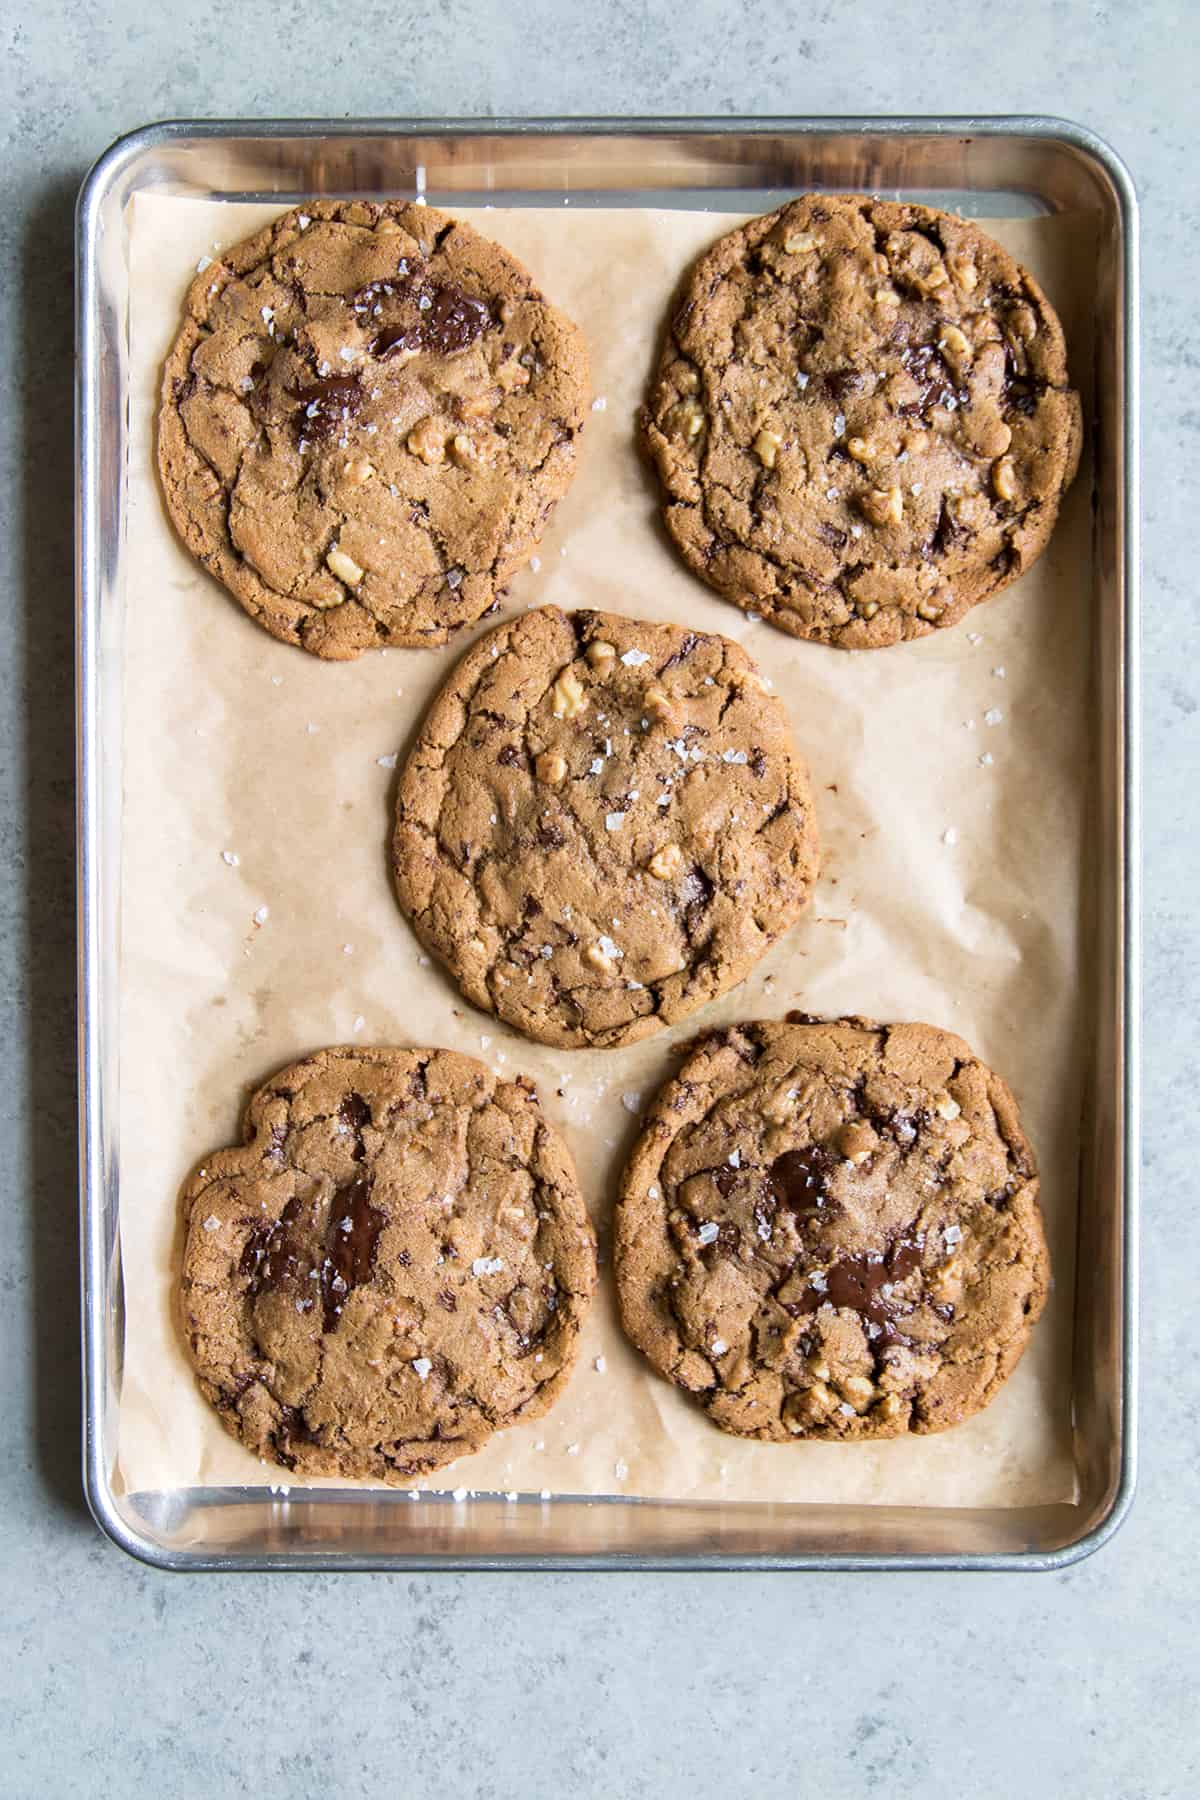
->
[642,195,1082,648]
[615,1016,1048,1441]
[179,1046,596,1481]
[158,201,589,658]
[392,606,820,1050]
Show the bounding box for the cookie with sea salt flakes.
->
[158,200,589,658]
[391,606,820,1050]
[615,1015,1048,1441]
[641,193,1082,648]
[179,1046,596,1482]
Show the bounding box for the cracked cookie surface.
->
[392,606,820,1050]
[158,201,588,658]
[179,1046,596,1481]
[615,1016,1048,1441]
[641,194,1082,648]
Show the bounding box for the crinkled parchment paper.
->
[114,192,1095,1505]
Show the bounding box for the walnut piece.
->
[535,752,567,785]
[862,485,904,527]
[647,843,683,881]
[992,456,1017,501]
[406,417,446,465]
[667,398,706,441]
[326,545,364,586]
[754,428,782,469]
[551,670,588,720]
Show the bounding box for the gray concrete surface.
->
[1,3,1194,1795]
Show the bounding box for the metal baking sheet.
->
[76,117,1139,1571]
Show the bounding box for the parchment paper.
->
[115,191,1095,1505]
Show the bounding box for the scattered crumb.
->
[377,753,398,769]
[942,827,958,846]
[221,850,239,867]
[252,905,269,926]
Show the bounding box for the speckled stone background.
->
[1,4,1193,1795]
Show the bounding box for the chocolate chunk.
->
[927,497,967,559]
[769,1145,836,1211]
[321,1177,386,1330]
[366,273,495,360]
[680,864,715,936]
[897,342,968,418]
[289,374,363,442]
[339,1091,371,1132]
